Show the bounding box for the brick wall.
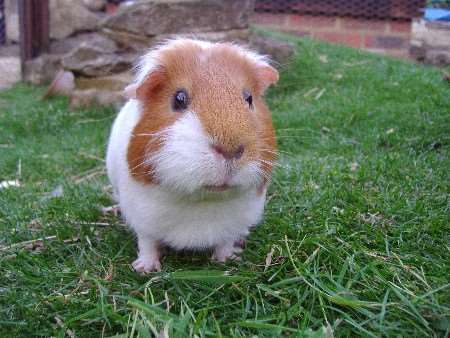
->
[252,13,412,58]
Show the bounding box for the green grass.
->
[1,37,449,337]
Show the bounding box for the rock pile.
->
[22,0,295,108]
[410,19,450,67]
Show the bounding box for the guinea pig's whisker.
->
[257,164,277,175]
[255,170,271,182]
[143,139,165,156]
[257,159,275,166]
[134,130,166,137]
[245,162,264,182]
[257,159,288,171]
[265,161,288,170]
[260,135,315,142]
[253,161,270,173]
[144,139,164,149]
[273,135,316,140]
[144,167,156,176]
[258,148,284,159]
[260,148,296,159]
[130,160,151,172]
[259,148,278,156]
[129,144,165,171]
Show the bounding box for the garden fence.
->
[255,0,426,20]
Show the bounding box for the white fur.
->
[106,39,272,272]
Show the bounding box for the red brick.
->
[340,17,388,32]
[365,35,408,49]
[252,13,288,28]
[388,21,412,35]
[287,14,337,30]
[314,31,363,48]
[364,35,375,48]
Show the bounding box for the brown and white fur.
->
[106,39,278,273]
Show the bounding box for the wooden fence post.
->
[19,0,49,78]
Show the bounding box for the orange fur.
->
[127,41,277,188]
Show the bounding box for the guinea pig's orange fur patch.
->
[127,41,277,189]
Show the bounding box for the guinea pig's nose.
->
[212,144,245,160]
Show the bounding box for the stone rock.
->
[83,0,107,11]
[42,70,76,99]
[101,28,154,52]
[159,29,251,45]
[75,72,133,91]
[102,28,253,53]
[50,32,117,55]
[409,45,426,61]
[0,56,21,90]
[50,0,100,39]
[61,41,136,77]
[0,44,20,57]
[102,0,254,36]
[425,49,450,67]
[24,54,62,85]
[248,34,295,66]
[70,89,126,109]
[5,0,19,42]
[410,19,450,66]
[411,19,450,49]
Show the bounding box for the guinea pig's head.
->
[126,39,278,195]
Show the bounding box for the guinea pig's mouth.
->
[205,183,232,192]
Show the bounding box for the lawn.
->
[0,37,449,337]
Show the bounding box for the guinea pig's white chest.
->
[120,181,266,249]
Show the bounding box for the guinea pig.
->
[106,38,278,273]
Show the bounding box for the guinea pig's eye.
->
[243,90,253,109]
[172,89,189,111]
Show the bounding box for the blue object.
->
[424,8,450,21]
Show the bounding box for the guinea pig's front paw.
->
[132,256,162,273]
[212,243,243,263]
[101,204,121,217]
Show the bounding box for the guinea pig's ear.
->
[123,68,166,100]
[124,84,138,99]
[256,64,279,94]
